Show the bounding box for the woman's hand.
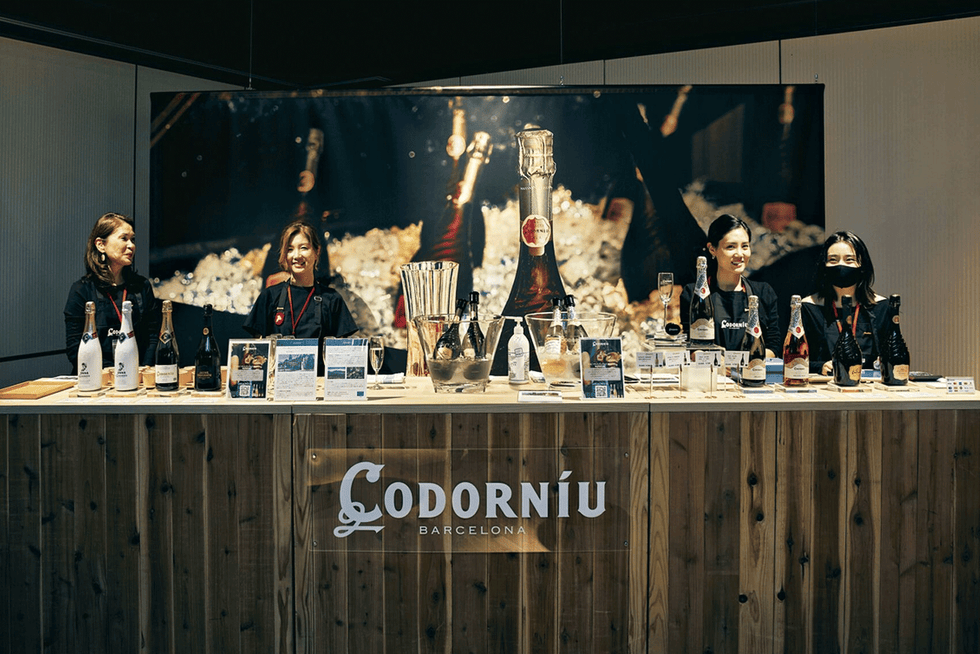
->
[821,360,833,376]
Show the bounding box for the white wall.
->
[415,16,980,381]
[0,37,234,387]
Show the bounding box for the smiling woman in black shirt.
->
[680,214,780,355]
[244,221,357,343]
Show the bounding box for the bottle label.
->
[160,332,172,344]
[743,359,766,381]
[784,358,809,379]
[848,364,862,382]
[892,315,900,324]
[82,332,94,343]
[750,325,762,338]
[156,365,178,384]
[691,319,714,341]
[794,325,804,337]
[891,364,909,381]
[543,336,563,357]
[521,215,551,248]
[696,281,709,300]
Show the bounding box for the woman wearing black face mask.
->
[801,231,888,374]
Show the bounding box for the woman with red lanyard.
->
[244,221,357,359]
[680,214,781,356]
[64,212,161,372]
[801,231,888,374]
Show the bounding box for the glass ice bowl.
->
[524,311,617,386]
[413,314,504,393]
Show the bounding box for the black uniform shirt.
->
[680,278,781,355]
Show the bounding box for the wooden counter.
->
[2,380,978,653]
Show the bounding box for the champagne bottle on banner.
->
[880,294,910,386]
[492,128,567,374]
[114,300,139,392]
[688,256,715,347]
[194,304,222,392]
[832,295,862,387]
[155,300,180,391]
[77,301,102,392]
[782,295,809,386]
[739,295,767,387]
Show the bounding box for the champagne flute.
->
[368,335,385,389]
[658,272,674,332]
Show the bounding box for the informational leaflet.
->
[322,338,368,400]
[227,339,271,399]
[579,337,625,400]
[274,338,318,401]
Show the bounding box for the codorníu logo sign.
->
[309,448,629,553]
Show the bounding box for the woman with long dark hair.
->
[680,214,780,355]
[801,231,888,374]
[64,212,160,372]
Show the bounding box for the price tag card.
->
[663,351,686,368]
[274,338,319,401]
[635,351,663,368]
[227,340,271,399]
[946,377,976,394]
[725,351,749,367]
[694,351,716,366]
[580,337,625,400]
[322,338,368,400]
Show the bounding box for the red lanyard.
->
[831,302,859,337]
[288,285,316,335]
[107,288,128,324]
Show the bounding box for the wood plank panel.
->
[5,414,42,654]
[844,410,882,653]
[239,414,278,653]
[207,413,243,653]
[627,411,650,654]
[346,413,385,652]
[417,413,451,654]
[775,411,814,654]
[668,412,706,654]
[40,414,87,653]
[648,411,669,654]
[952,409,980,654]
[450,412,490,653]
[103,413,143,654]
[74,410,108,652]
[145,413,175,652]
[380,413,421,653]
[557,412,595,651]
[293,414,315,654]
[739,411,776,654]
[523,412,558,653]
[592,412,632,654]
[704,411,740,654]
[878,410,918,654]
[487,412,524,653]
[916,410,955,654]
[273,414,293,654]
[810,410,846,652]
[170,413,208,653]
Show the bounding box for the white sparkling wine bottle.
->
[77,301,102,392]
[114,300,139,392]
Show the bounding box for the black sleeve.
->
[63,280,87,370]
[137,279,161,366]
[679,283,694,332]
[243,286,272,337]
[801,301,831,373]
[759,283,782,356]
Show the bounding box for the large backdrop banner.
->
[150,85,825,367]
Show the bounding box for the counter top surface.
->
[2,376,978,414]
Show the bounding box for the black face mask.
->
[827,264,862,288]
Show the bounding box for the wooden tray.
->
[0,379,76,400]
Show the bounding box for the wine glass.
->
[368,335,385,389]
[658,272,674,331]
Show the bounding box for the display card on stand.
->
[227,339,271,399]
[322,338,368,400]
[273,338,318,401]
[580,337,625,400]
